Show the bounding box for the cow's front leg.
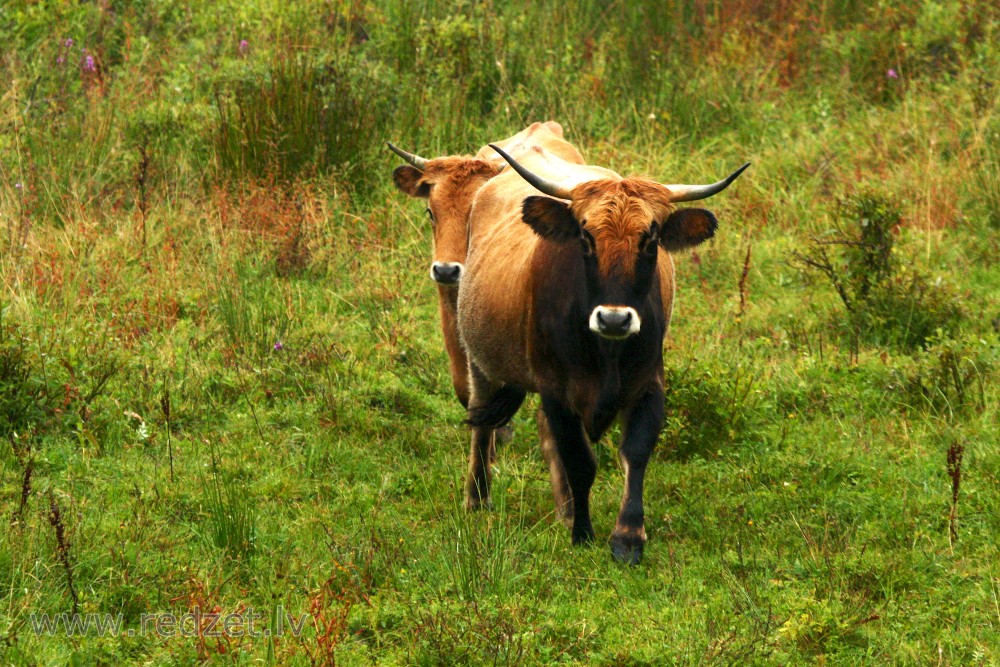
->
[439,294,470,409]
[541,395,595,544]
[610,384,664,565]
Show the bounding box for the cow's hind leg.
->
[610,384,664,565]
[465,364,525,510]
[538,408,573,525]
[541,395,595,545]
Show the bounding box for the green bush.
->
[854,270,967,351]
[891,333,996,417]
[662,354,765,459]
[793,191,966,351]
[0,307,50,442]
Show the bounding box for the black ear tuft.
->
[659,208,718,252]
[393,165,430,198]
[522,196,580,242]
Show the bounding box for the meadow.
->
[1,0,998,664]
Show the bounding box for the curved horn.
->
[488,144,574,200]
[386,142,429,171]
[666,162,751,202]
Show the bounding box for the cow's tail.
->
[466,385,527,429]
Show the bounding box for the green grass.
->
[1,0,999,664]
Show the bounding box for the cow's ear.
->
[659,208,718,251]
[393,166,430,198]
[542,121,564,137]
[522,196,579,242]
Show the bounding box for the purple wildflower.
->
[15,182,23,190]
[57,56,65,64]
[273,341,284,351]
[239,39,249,55]
[83,55,96,72]
[65,38,73,48]
[887,68,898,79]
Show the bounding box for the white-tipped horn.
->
[386,142,429,170]
[488,144,574,200]
[666,162,751,202]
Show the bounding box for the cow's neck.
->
[437,284,459,312]
[587,342,624,441]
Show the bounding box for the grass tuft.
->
[203,449,257,562]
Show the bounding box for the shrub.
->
[854,270,966,351]
[792,192,966,351]
[0,307,50,442]
[890,333,996,417]
[661,354,765,459]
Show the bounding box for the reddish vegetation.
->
[213,179,322,275]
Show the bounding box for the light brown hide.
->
[391,122,588,407]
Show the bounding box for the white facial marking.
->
[588,306,641,339]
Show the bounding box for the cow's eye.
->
[641,232,658,257]
[580,228,596,257]
[641,222,659,257]
[425,207,435,223]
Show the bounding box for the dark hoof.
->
[465,496,493,511]
[556,501,574,528]
[571,526,595,546]
[610,533,645,565]
[465,492,493,512]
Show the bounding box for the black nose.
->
[597,309,632,333]
[431,263,462,284]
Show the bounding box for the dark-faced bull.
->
[457,144,749,563]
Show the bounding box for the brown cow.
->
[458,144,748,563]
[389,122,582,408]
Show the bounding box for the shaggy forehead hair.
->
[422,157,497,188]
[570,178,674,280]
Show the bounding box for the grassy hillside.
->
[1,1,998,664]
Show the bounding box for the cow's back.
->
[474,121,584,166]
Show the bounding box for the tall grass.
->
[440,491,537,602]
[973,139,1000,228]
[216,260,292,360]
[214,55,393,185]
[204,448,257,561]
